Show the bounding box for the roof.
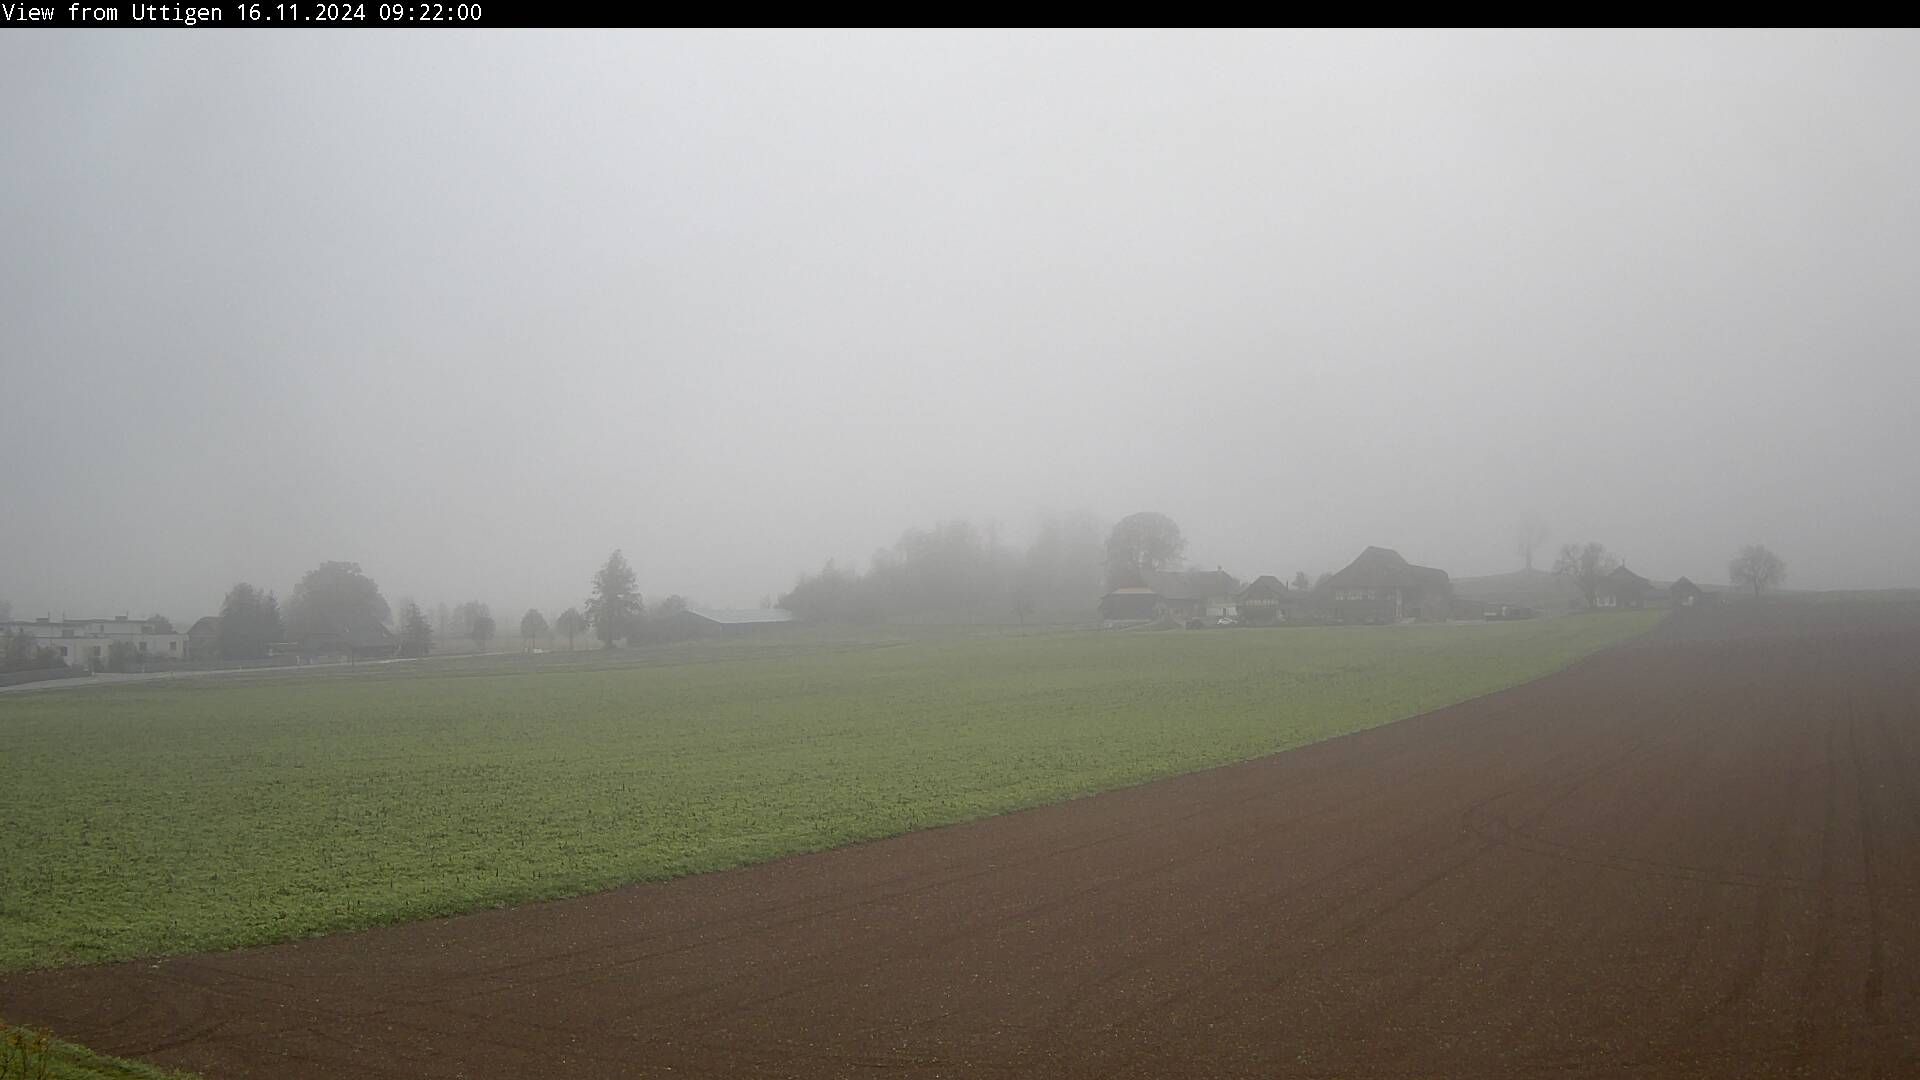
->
[1670,576,1701,592]
[2,617,158,628]
[188,616,222,636]
[679,607,796,625]
[1606,565,1654,590]
[1,617,175,634]
[1236,575,1299,602]
[1320,547,1451,592]
[1140,569,1239,601]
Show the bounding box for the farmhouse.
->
[1670,577,1711,608]
[0,615,188,667]
[664,607,797,638]
[1098,570,1240,624]
[1318,547,1452,623]
[1233,575,1312,625]
[1144,569,1239,622]
[1595,565,1654,609]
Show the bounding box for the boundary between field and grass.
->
[1,1022,196,1080]
[0,612,1664,981]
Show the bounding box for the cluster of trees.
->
[1,627,64,672]
[780,512,1108,624]
[1552,539,1787,606]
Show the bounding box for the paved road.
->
[3,602,1915,1077]
[0,658,417,695]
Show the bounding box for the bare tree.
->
[1728,544,1786,598]
[1514,515,1551,571]
[1553,541,1618,610]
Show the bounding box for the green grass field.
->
[0,613,1659,973]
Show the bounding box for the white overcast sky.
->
[3,30,1918,620]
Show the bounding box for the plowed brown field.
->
[5,601,1916,1078]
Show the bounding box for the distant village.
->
[1097,546,1716,629]
[2,519,1747,689]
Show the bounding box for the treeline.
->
[778,512,1106,623]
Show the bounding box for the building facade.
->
[0,616,189,667]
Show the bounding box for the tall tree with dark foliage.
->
[1104,512,1185,589]
[217,583,284,660]
[285,562,390,641]
[586,550,642,648]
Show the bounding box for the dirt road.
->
[4,602,1915,1077]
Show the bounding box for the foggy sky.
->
[4,30,1918,622]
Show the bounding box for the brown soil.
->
[4,601,1917,1078]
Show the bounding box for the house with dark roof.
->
[1318,547,1452,624]
[1596,566,1654,609]
[1234,575,1312,626]
[1142,569,1240,623]
[1098,570,1241,625]
[1670,577,1710,608]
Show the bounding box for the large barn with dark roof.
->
[1318,546,1452,623]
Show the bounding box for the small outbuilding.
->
[1098,587,1161,623]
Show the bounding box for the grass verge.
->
[0,1024,195,1080]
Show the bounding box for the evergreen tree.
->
[585,550,642,648]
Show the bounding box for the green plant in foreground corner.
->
[0,1024,193,1080]
[2,1027,51,1080]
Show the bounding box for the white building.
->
[1,615,190,667]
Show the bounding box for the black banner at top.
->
[0,0,583,26]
